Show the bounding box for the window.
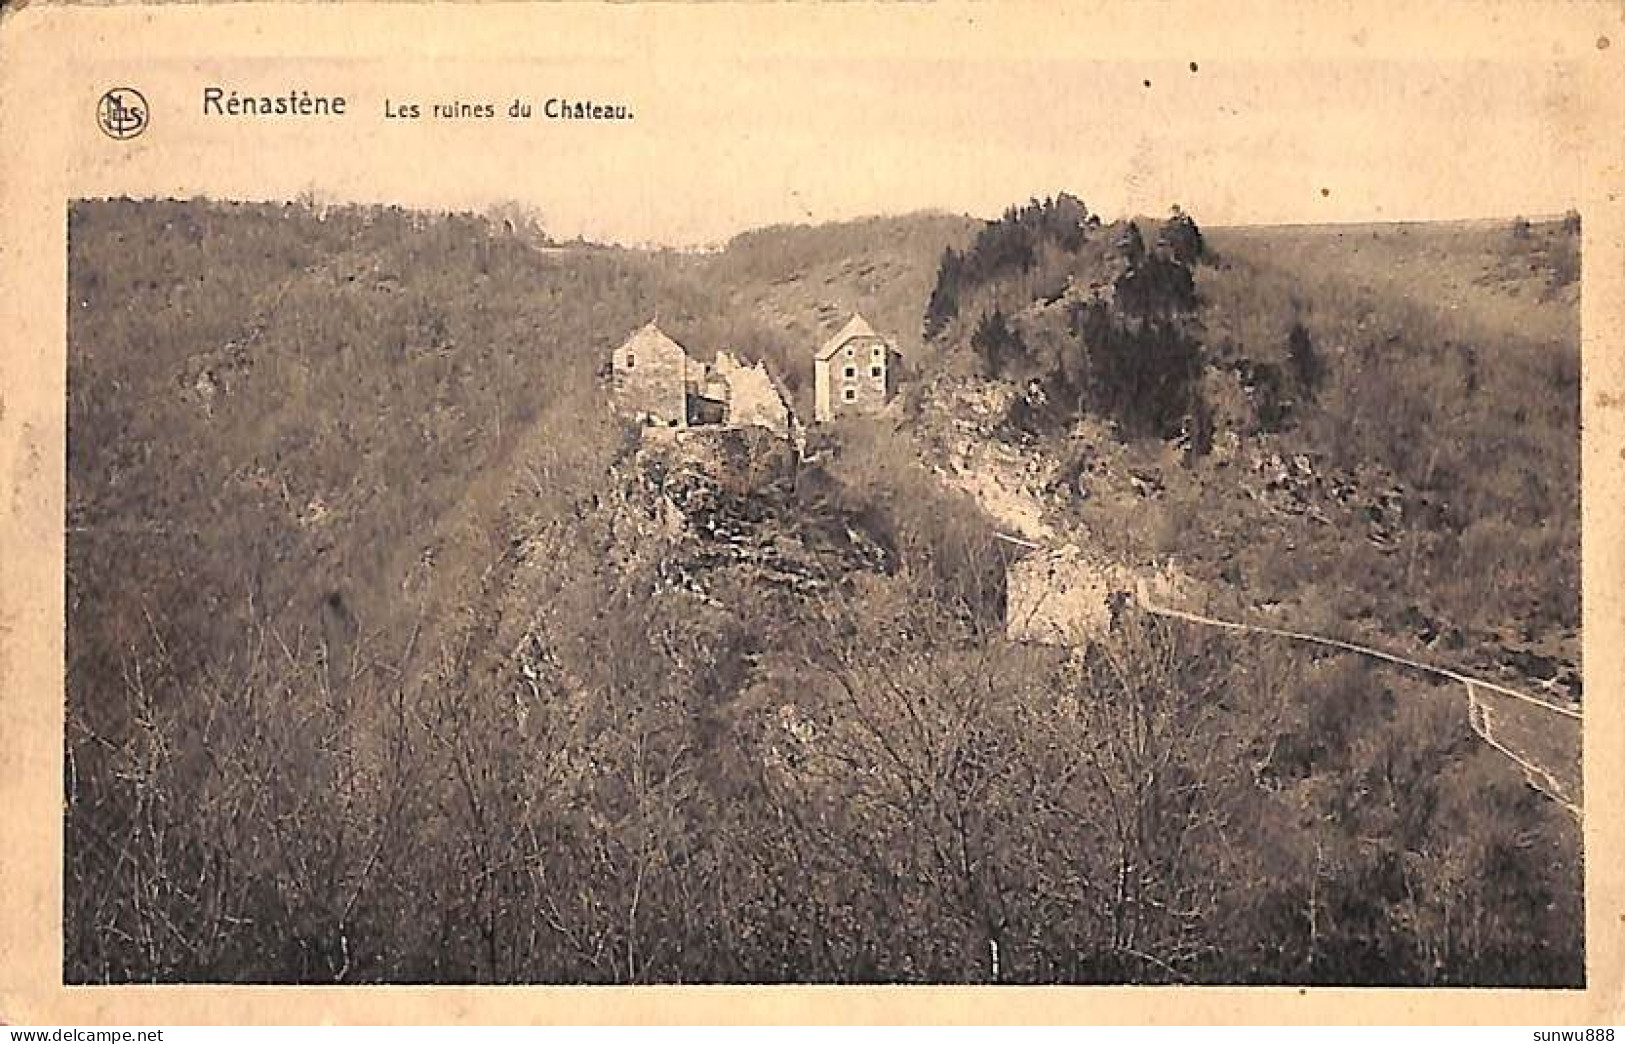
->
[625,353,635,369]
[844,366,856,379]
[846,346,855,357]
[843,388,856,402]
[870,366,882,378]
[873,345,884,358]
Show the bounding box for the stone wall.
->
[1006,546,1197,644]
[716,351,793,437]
[814,359,834,423]
[612,324,690,427]
[640,424,798,493]
[1006,546,1130,644]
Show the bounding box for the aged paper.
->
[2,0,1622,1024]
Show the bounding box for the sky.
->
[68,4,1602,247]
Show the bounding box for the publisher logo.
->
[97,88,148,140]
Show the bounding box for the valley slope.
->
[63,198,1582,986]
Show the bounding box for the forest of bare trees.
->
[64,198,1583,985]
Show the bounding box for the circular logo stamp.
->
[97,88,148,140]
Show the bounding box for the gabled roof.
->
[815,313,884,361]
[618,321,691,361]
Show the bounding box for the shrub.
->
[1071,300,1205,439]
[970,307,1026,378]
[1287,319,1322,401]
[1158,206,1206,266]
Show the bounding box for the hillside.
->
[64,197,1583,987]
[67,201,677,728]
[64,201,965,713]
[697,212,980,407]
[906,206,1581,695]
[1199,218,1580,670]
[629,213,980,422]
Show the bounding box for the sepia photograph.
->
[3,0,1621,1022]
[63,174,1584,990]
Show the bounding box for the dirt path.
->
[1140,596,1583,822]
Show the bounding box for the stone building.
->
[1005,544,1196,645]
[714,350,796,439]
[1005,545,1131,644]
[611,322,693,427]
[610,321,797,437]
[813,314,900,422]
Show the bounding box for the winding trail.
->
[1137,595,1580,720]
[1137,593,1584,823]
[992,530,1585,822]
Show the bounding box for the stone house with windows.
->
[813,314,900,422]
[611,321,693,427]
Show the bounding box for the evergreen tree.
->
[1287,320,1322,401]
[1159,205,1206,266]
[1186,388,1215,462]
[924,247,963,339]
[1071,300,1203,439]
[972,308,1026,378]
[1117,222,1146,266]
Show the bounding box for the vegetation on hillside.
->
[64,197,1582,985]
[917,201,1581,688]
[1198,220,1580,651]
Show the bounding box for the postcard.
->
[1,0,1621,1025]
